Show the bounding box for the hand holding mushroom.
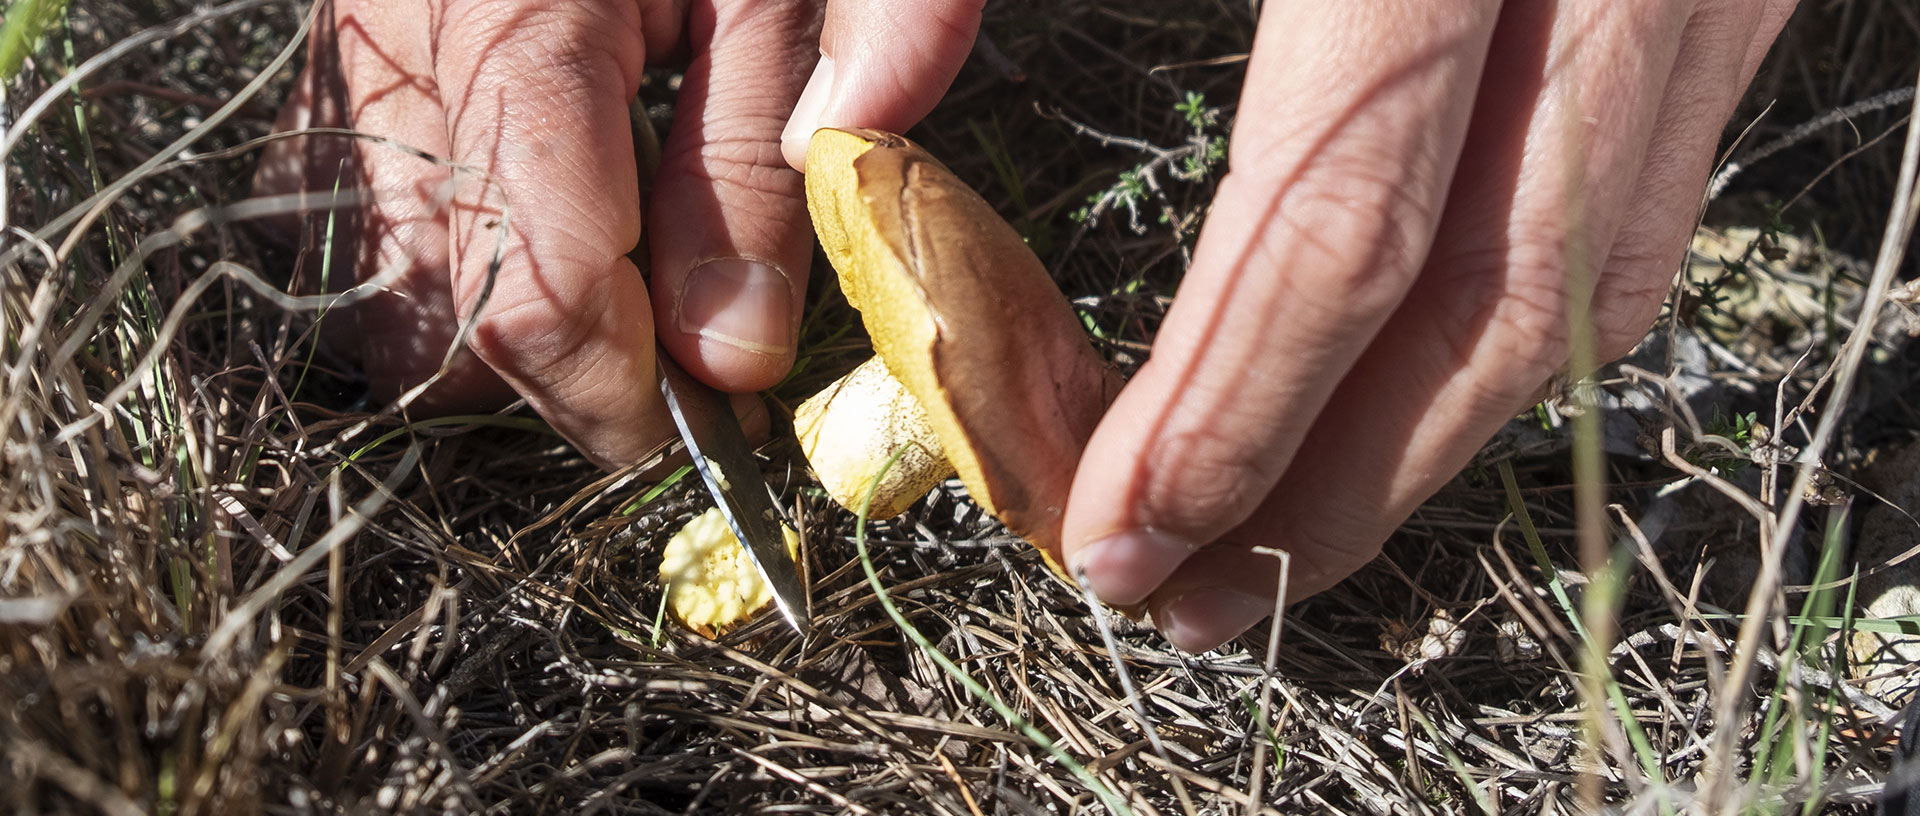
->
[794,128,1121,575]
[783,0,1797,651]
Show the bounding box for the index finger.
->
[432,0,666,467]
[1061,0,1503,607]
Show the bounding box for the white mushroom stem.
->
[795,355,955,520]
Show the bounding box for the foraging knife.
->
[657,353,810,634]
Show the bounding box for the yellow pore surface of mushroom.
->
[804,127,1117,571]
[795,355,955,520]
[660,508,801,635]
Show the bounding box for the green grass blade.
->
[0,0,68,81]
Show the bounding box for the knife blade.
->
[657,353,810,634]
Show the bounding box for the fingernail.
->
[1069,528,1196,607]
[1153,589,1272,653]
[677,258,793,357]
[781,54,836,171]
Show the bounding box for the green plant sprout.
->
[1066,89,1226,231]
[1682,408,1759,475]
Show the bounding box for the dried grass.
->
[4,1,1920,813]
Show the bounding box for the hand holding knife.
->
[635,106,806,636]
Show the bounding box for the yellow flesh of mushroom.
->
[660,508,801,636]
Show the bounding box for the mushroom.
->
[794,353,953,521]
[660,507,802,637]
[795,127,1119,574]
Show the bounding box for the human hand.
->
[784,0,1798,652]
[256,0,829,466]
[1058,0,1801,651]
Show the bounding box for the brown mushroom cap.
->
[805,127,1119,571]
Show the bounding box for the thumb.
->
[780,0,987,170]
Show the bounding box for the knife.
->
[657,352,811,634]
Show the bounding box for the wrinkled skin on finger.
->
[255,0,821,465]
[1059,0,1800,652]
[258,0,1804,658]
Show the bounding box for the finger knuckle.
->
[1490,278,1571,375]
[1141,426,1285,538]
[664,130,803,207]
[1593,245,1680,362]
[462,278,603,389]
[1228,157,1437,317]
[441,3,645,79]
[1428,237,1574,393]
